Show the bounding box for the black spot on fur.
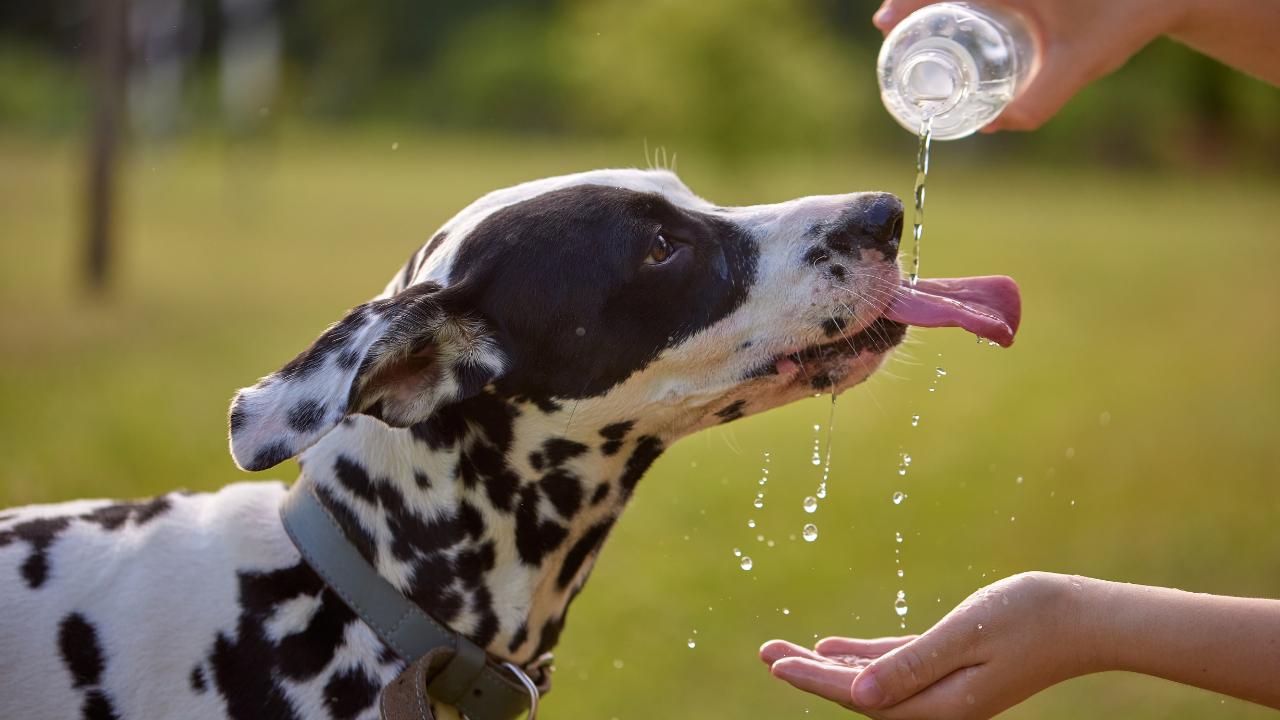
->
[82,691,121,720]
[208,563,325,720]
[528,451,545,472]
[590,482,610,505]
[541,437,588,467]
[80,496,173,531]
[410,403,468,451]
[190,664,207,693]
[287,399,326,433]
[539,469,583,519]
[315,484,378,565]
[829,264,847,281]
[276,304,371,382]
[277,589,357,681]
[810,373,834,390]
[557,518,615,589]
[468,585,499,649]
[802,246,829,265]
[413,471,431,490]
[619,436,664,497]
[59,613,105,687]
[600,439,623,456]
[458,501,485,541]
[229,405,248,434]
[333,455,377,503]
[508,622,529,654]
[248,441,295,472]
[0,516,70,589]
[324,667,381,720]
[533,397,562,414]
[821,316,849,337]
[455,542,496,588]
[598,421,634,441]
[421,230,450,265]
[715,399,747,424]
[533,615,565,659]
[514,485,569,566]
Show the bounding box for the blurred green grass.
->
[2,130,1279,719]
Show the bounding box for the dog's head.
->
[228,169,1015,471]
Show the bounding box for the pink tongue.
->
[883,276,1022,347]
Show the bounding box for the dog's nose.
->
[823,193,904,262]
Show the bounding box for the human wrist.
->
[1046,574,1116,678]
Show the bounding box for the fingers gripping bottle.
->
[878,2,1037,139]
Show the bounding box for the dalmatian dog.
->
[0,169,1018,720]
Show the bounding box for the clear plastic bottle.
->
[878,2,1037,140]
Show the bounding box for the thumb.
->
[849,628,972,709]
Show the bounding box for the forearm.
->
[1166,0,1280,86]
[1078,577,1280,707]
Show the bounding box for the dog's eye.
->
[646,235,674,265]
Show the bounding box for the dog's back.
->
[0,483,311,720]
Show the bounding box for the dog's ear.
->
[228,283,504,472]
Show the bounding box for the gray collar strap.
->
[279,478,546,720]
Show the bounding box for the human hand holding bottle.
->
[760,572,1280,719]
[874,0,1280,132]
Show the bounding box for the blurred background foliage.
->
[2,1,1280,719]
[3,0,1280,166]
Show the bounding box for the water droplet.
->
[1066,447,1075,459]
[1016,476,1023,484]
[733,548,741,557]
[898,569,904,577]
[894,592,908,617]
[936,368,946,376]
[816,483,827,499]
[898,464,907,476]
[754,498,763,508]
[813,424,820,430]
[931,650,937,657]
[782,608,790,615]
[977,624,982,629]
[895,532,903,543]
[740,557,753,570]
[767,539,775,546]
[976,335,983,343]
[1100,411,1111,426]
[911,414,919,427]
[903,454,912,464]
[811,455,821,466]
[613,659,624,669]
[757,535,764,542]
[759,477,767,485]
[575,327,586,337]
[802,524,818,541]
[803,496,817,513]
[748,520,755,528]
[892,491,904,505]
[687,639,696,648]
[966,694,975,705]
[1002,595,1009,605]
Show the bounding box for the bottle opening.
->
[900,50,964,113]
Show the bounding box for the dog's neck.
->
[294,390,668,665]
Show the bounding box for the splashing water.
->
[803,496,818,513]
[802,524,818,541]
[895,591,909,617]
[936,367,946,376]
[733,548,741,557]
[748,519,756,528]
[687,639,696,648]
[898,569,904,577]
[911,414,919,427]
[909,114,933,288]
[816,483,827,499]
[782,608,790,615]
[754,498,764,508]
[895,532,903,543]
[740,557,753,570]
[811,424,822,466]
[893,491,905,505]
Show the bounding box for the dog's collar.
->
[279,477,547,720]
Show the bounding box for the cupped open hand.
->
[760,572,1094,720]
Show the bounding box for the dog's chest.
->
[0,482,401,720]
